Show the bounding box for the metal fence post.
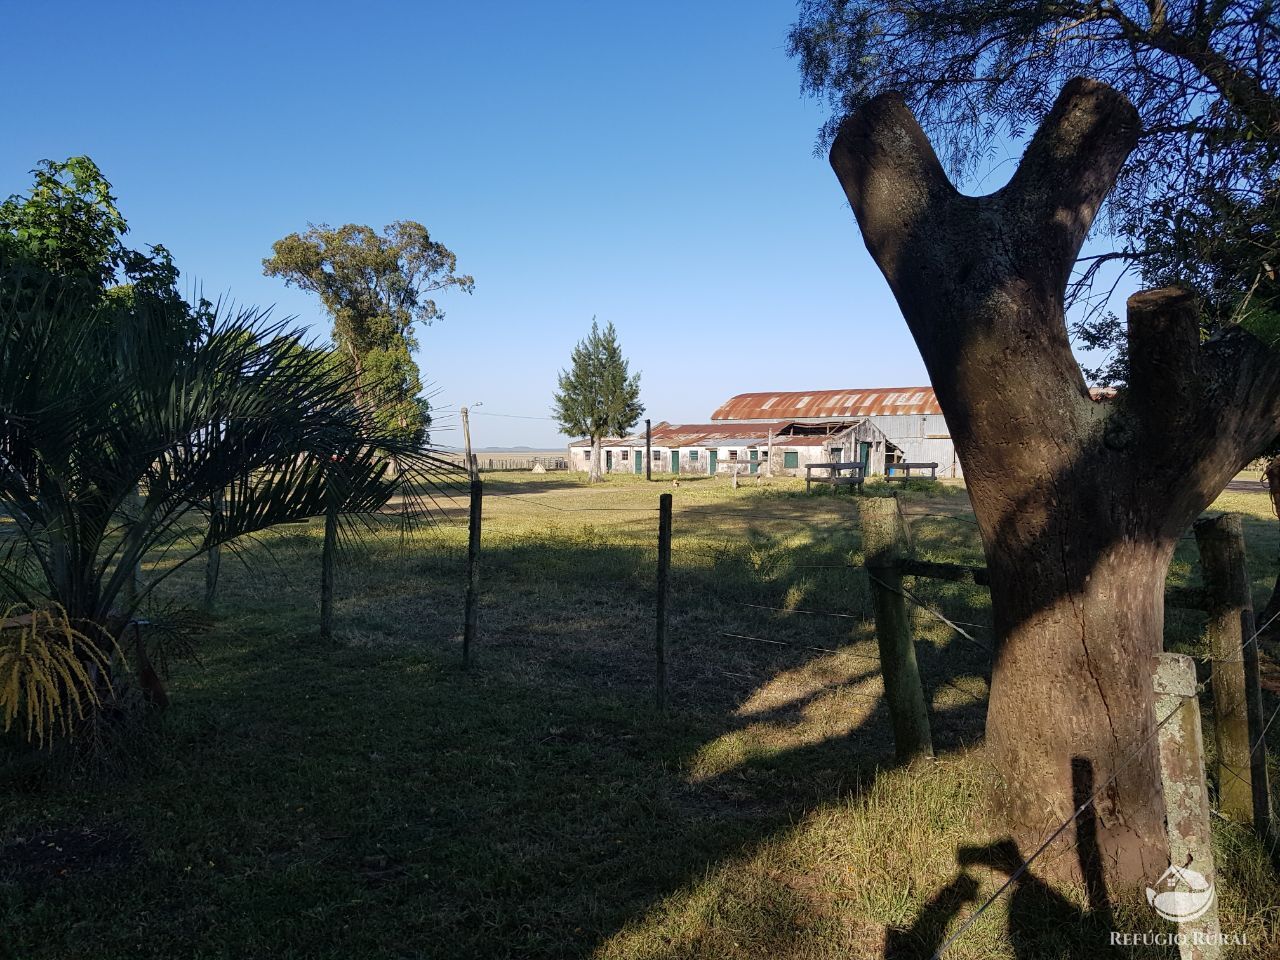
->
[859,495,933,762]
[463,478,483,668]
[319,497,337,642]
[205,490,222,611]
[655,493,671,710]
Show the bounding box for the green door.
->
[708,450,717,475]
[634,449,643,473]
[749,449,759,474]
[605,449,613,471]
[858,442,871,474]
[670,450,680,474]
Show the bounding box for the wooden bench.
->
[884,461,939,482]
[805,461,867,494]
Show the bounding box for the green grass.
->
[1,471,1277,959]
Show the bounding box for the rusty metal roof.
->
[646,422,793,446]
[711,387,941,420]
[568,420,863,447]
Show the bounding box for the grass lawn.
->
[1,471,1278,959]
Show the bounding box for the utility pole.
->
[645,418,652,481]
[461,405,477,480]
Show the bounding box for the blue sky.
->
[2,1,1109,449]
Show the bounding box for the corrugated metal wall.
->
[865,414,961,478]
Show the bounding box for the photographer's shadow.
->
[887,756,1126,958]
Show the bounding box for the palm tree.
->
[0,268,459,719]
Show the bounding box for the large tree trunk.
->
[829,78,1280,894]
[987,538,1174,886]
[588,435,603,483]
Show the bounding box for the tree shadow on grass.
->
[884,759,1124,960]
[1,502,1033,960]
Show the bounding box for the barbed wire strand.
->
[934,676,991,709]
[484,490,659,515]
[868,571,993,655]
[717,631,879,661]
[901,511,980,526]
[1204,606,1280,664]
[718,609,989,708]
[734,600,862,621]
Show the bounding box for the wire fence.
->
[924,568,1280,958]
[928,697,1191,959]
[240,474,1274,959]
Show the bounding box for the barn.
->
[709,387,960,478]
[567,418,890,477]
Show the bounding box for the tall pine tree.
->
[553,320,643,482]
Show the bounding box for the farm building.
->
[567,419,890,477]
[710,387,961,478]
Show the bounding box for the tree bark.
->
[588,435,603,483]
[829,77,1280,893]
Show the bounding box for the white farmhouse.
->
[567,419,890,477]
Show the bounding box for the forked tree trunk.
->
[829,78,1280,893]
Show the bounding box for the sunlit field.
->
[2,472,1277,959]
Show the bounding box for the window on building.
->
[583,449,591,459]
[622,449,629,461]
[728,450,738,461]
[783,451,799,469]
[652,450,661,461]
[689,449,699,461]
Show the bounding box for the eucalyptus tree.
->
[553,320,643,483]
[263,222,474,447]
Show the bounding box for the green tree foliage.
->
[0,156,125,286]
[789,0,1278,382]
[262,222,473,447]
[0,156,198,338]
[0,159,461,728]
[552,320,643,482]
[0,270,456,715]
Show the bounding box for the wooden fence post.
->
[1193,514,1255,823]
[121,485,143,610]
[319,497,337,642]
[463,478,483,668]
[1242,609,1274,837]
[859,495,933,763]
[1153,652,1222,959]
[655,493,671,710]
[205,490,222,611]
